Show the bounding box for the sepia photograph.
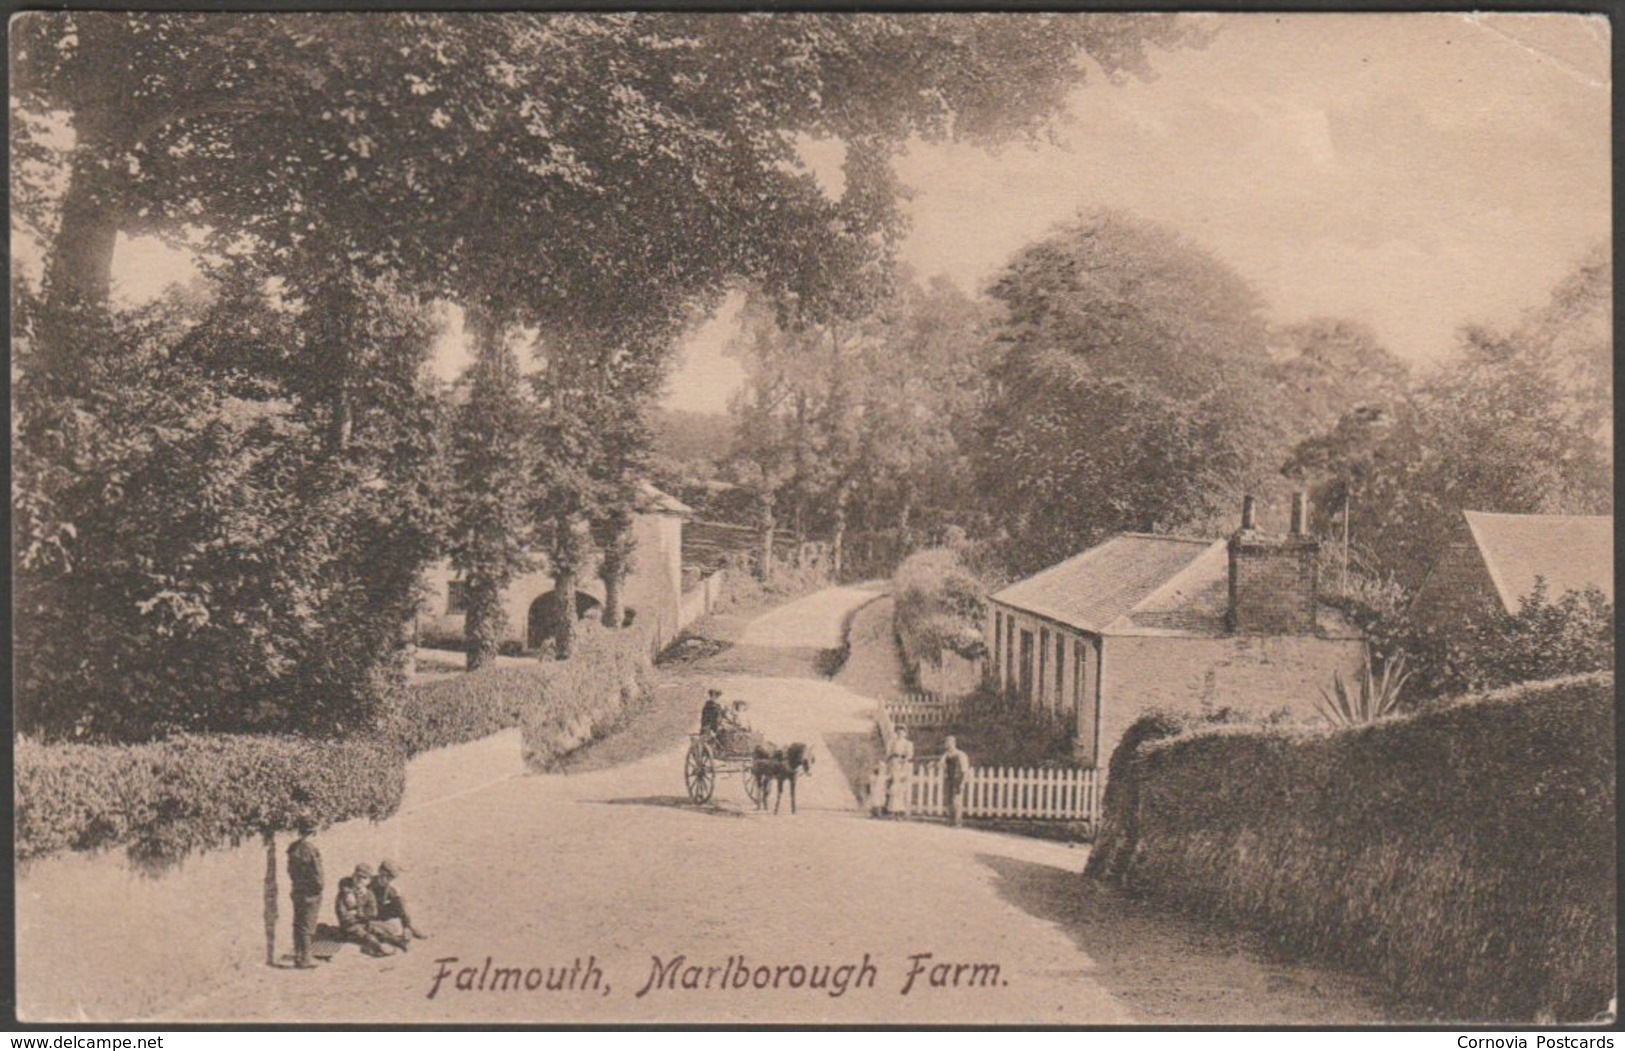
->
[9,10,1615,1027]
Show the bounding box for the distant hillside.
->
[651,408,735,466]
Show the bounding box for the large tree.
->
[14,13,1200,721]
[1282,245,1613,593]
[975,210,1275,574]
[445,312,537,671]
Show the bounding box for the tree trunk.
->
[831,481,850,583]
[552,566,578,660]
[601,571,624,629]
[41,99,124,319]
[757,494,776,584]
[35,109,125,393]
[262,830,279,967]
[596,510,634,629]
[463,575,504,671]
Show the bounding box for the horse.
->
[751,743,814,814]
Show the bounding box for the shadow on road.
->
[976,853,1401,1025]
[822,730,881,806]
[593,795,750,819]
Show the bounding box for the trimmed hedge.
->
[382,666,529,757]
[16,733,404,865]
[1086,673,1615,1022]
[17,623,657,865]
[520,620,654,771]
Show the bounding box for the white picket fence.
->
[884,690,963,729]
[903,760,1098,824]
[874,695,1098,828]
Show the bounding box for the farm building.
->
[419,482,692,654]
[1407,511,1613,627]
[985,495,1367,769]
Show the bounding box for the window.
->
[1007,619,1017,694]
[447,580,470,615]
[1055,631,1065,701]
[1018,630,1033,701]
[993,612,1004,685]
[1038,629,1050,704]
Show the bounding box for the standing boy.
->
[941,735,970,828]
[286,813,324,969]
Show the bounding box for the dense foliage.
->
[1087,674,1615,1022]
[14,278,443,740]
[15,13,1193,738]
[1384,582,1615,701]
[15,733,405,865]
[892,546,993,672]
[1284,245,1612,593]
[974,211,1277,574]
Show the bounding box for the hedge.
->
[17,623,656,865]
[519,620,654,771]
[381,666,530,757]
[16,732,404,865]
[1086,673,1615,1022]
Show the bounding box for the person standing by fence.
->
[886,725,915,818]
[941,736,970,828]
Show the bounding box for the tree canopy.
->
[975,210,1275,573]
[15,13,1204,736]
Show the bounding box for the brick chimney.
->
[1227,492,1320,634]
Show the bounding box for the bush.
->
[15,620,657,867]
[893,546,989,676]
[918,684,1078,767]
[13,282,442,743]
[1087,674,1615,1022]
[381,668,530,758]
[519,621,654,771]
[15,732,405,866]
[1390,582,1614,701]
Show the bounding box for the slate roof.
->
[989,535,1222,635]
[990,532,1361,638]
[1462,511,1613,612]
[635,481,694,517]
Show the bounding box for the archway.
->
[526,590,604,651]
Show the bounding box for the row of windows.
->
[992,608,1089,709]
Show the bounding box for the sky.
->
[664,12,1611,413]
[57,13,1611,416]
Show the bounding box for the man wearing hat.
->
[336,863,396,956]
[700,688,725,736]
[285,813,324,969]
[370,859,426,945]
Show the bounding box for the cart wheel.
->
[744,765,765,806]
[685,741,715,804]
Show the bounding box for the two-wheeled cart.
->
[684,728,768,805]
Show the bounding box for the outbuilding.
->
[419,482,692,655]
[1407,510,1613,628]
[986,495,1367,768]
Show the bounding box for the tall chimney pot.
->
[1290,492,1309,536]
[1240,495,1257,531]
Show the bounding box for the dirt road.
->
[166,586,1395,1024]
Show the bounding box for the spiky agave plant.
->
[1317,653,1412,727]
